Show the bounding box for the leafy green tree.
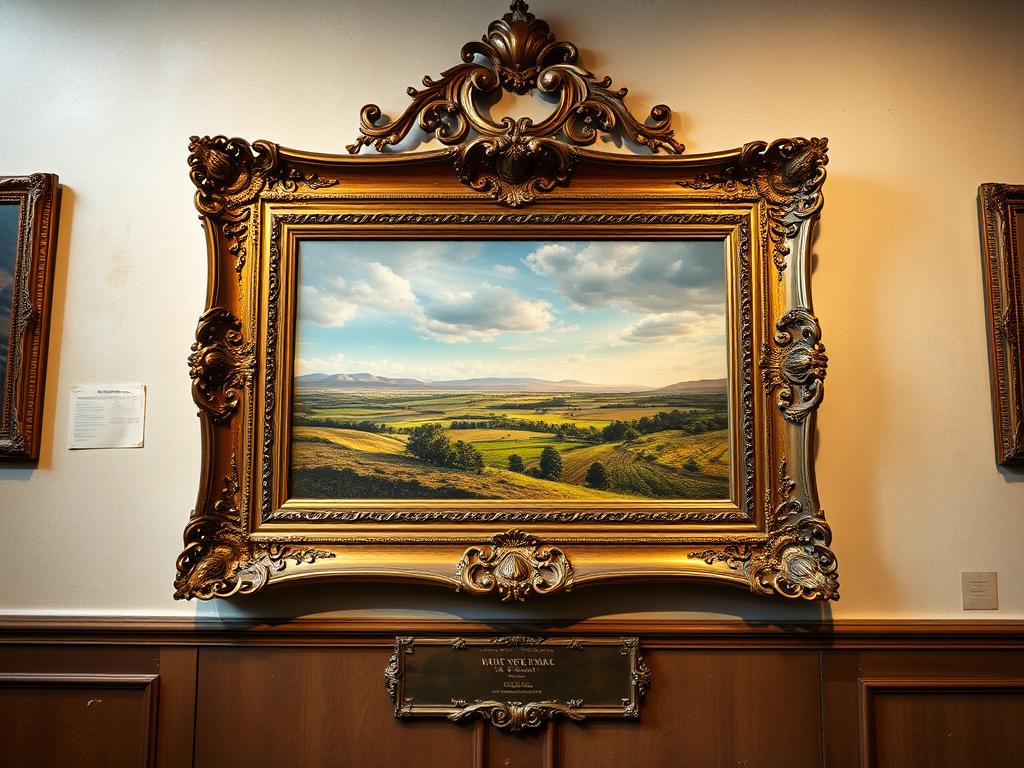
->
[683,458,701,473]
[406,423,450,464]
[507,454,525,473]
[585,461,609,489]
[454,440,485,473]
[623,427,640,442]
[539,446,563,480]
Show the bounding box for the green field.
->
[291,389,729,500]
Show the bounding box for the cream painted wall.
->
[1,0,1021,621]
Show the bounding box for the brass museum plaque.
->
[384,636,649,731]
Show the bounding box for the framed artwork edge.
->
[174,2,836,603]
[979,183,1024,465]
[0,173,60,462]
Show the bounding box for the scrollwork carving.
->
[188,136,337,278]
[384,636,414,705]
[347,2,682,205]
[632,654,652,702]
[447,700,584,732]
[455,530,573,601]
[188,308,256,425]
[688,457,838,600]
[761,308,828,424]
[678,137,828,279]
[188,135,278,279]
[173,456,335,600]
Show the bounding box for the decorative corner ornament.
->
[173,457,335,600]
[678,137,828,279]
[187,135,337,278]
[456,530,574,600]
[347,1,683,206]
[689,457,838,600]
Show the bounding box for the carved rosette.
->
[761,308,828,424]
[689,458,838,600]
[678,137,828,279]
[448,700,584,732]
[347,1,683,205]
[456,530,573,601]
[188,308,256,425]
[173,457,335,600]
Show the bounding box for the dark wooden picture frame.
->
[979,184,1024,465]
[0,174,60,461]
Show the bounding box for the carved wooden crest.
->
[456,530,574,601]
[347,1,683,206]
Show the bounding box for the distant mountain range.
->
[646,378,727,393]
[295,372,726,394]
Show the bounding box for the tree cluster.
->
[405,423,484,473]
[505,448,563,480]
[600,410,727,442]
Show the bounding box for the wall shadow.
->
[196,576,831,628]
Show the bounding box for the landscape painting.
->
[290,240,730,502]
[0,202,21,398]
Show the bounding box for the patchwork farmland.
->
[290,383,729,501]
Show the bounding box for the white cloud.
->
[417,284,554,343]
[522,241,725,314]
[618,311,725,344]
[494,264,518,276]
[299,286,357,328]
[523,243,573,275]
[350,263,417,312]
[300,262,417,326]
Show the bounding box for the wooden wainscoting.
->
[0,619,1022,768]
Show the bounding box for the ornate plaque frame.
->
[175,2,837,601]
[0,174,60,461]
[385,636,649,732]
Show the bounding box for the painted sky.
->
[295,239,727,388]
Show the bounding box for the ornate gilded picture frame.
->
[0,174,60,461]
[979,183,1024,465]
[176,2,836,601]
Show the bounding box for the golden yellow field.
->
[292,426,407,454]
[291,437,642,500]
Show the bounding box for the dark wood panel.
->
[823,651,1024,768]
[484,720,554,768]
[156,647,198,768]
[863,680,1024,768]
[2,620,1024,768]
[558,650,821,768]
[194,647,473,768]
[0,673,158,768]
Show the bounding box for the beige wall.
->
[1,0,1021,621]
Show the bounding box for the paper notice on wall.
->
[67,384,146,449]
